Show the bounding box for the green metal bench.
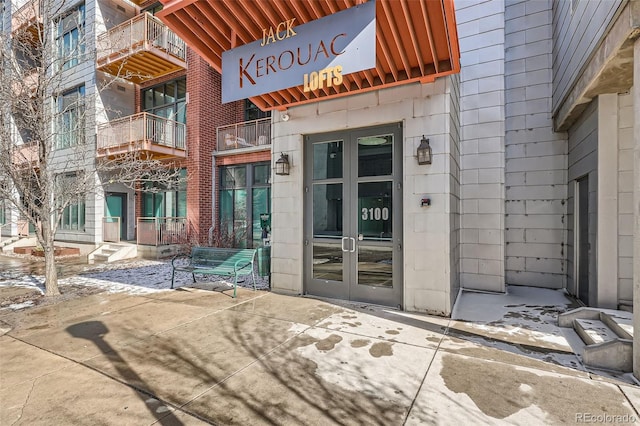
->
[171,247,257,298]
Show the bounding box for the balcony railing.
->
[12,143,38,167]
[11,0,41,38]
[216,117,271,152]
[97,13,186,82]
[97,112,186,159]
[137,217,187,246]
[103,217,121,243]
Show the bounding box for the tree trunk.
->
[43,246,59,296]
[41,222,60,296]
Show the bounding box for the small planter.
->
[13,247,34,255]
[31,247,80,257]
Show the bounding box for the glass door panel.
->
[358,181,392,241]
[357,246,393,287]
[313,243,344,282]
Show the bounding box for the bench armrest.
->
[234,259,253,274]
[172,254,192,268]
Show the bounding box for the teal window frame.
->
[219,162,270,248]
[142,168,187,217]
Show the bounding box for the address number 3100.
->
[361,207,390,221]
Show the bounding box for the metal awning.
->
[158,0,460,110]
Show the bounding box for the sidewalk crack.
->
[10,377,37,426]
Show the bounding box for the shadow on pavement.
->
[66,321,185,425]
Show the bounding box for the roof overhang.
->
[158,0,460,111]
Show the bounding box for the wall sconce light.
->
[417,135,432,165]
[275,152,290,175]
[281,110,290,122]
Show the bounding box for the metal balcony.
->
[97,13,186,83]
[97,112,186,160]
[216,118,271,153]
[11,0,42,44]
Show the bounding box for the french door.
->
[304,123,403,308]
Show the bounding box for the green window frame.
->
[219,162,270,248]
[142,169,187,217]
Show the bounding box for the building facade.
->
[1,0,269,256]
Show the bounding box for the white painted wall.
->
[271,77,460,315]
[504,0,568,289]
[456,0,506,292]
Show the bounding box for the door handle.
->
[349,237,356,253]
[341,236,348,252]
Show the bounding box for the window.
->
[219,162,270,248]
[144,3,163,15]
[244,100,270,122]
[142,169,187,217]
[58,174,85,231]
[0,200,5,225]
[57,85,85,149]
[142,78,187,124]
[57,4,85,70]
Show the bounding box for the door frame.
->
[105,192,127,241]
[574,176,590,305]
[302,123,403,308]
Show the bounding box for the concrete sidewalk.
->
[1,286,639,425]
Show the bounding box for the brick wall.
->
[185,51,243,244]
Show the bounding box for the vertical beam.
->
[633,39,640,381]
[597,94,618,308]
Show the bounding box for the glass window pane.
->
[154,88,164,106]
[358,246,392,287]
[234,189,247,248]
[176,78,186,99]
[253,163,270,185]
[313,141,342,180]
[219,190,234,237]
[358,134,392,177]
[143,90,153,110]
[313,243,343,281]
[143,193,154,217]
[164,82,176,103]
[313,183,342,238]
[358,181,392,240]
[177,190,187,217]
[252,187,270,247]
[222,166,246,189]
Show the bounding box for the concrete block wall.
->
[271,78,460,315]
[504,0,568,289]
[448,73,461,307]
[456,0,506,292]
[617,90,634,306]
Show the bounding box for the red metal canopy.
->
[158,0,460,110]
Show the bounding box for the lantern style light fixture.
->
[417,135,432,165]
[275,152,290,175]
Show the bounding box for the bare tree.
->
[0,0,185,296]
